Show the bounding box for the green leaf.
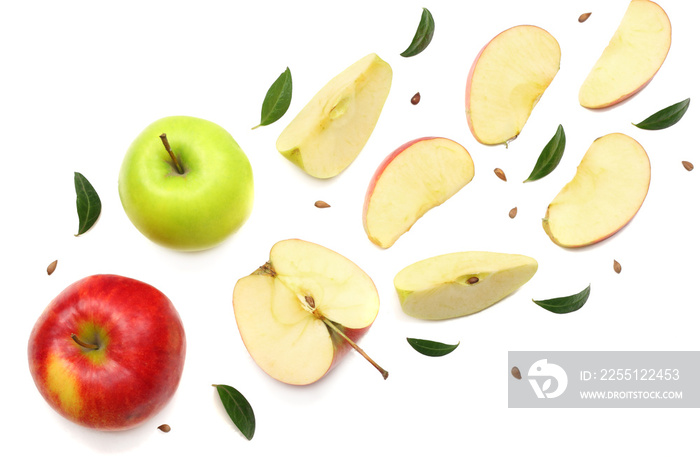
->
[74,172,101,236]
[407,338,459,357]
[253,67,292,128]
[633,98,690,130]
[524,124,566,182]
[213,384,255,440]
[533,284,590,314]
[400,8,435,57]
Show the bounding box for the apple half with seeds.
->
[276,53,392,179]
[395,252,538,320]
[543,133,651,247]
[579,0,671,109]
[363,137,474,249]
[466,25,561,145]
[232,239,386,385]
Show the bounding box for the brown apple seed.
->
[511,366,522,380]
[467,276,479,284]
[305,295,316,309]
[509,207,518,219]
[47,259,58,276]
[578,12,592,23]
[315,200,331,208]
[613,260,622,274]
[682,161,694,171]
[411,92,421,105]
[157,424,171,433]
[494,168,507,181]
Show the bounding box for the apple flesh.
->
[27,275,186,431]
[395,252,538,320]
[119,115,254,251]
[579,0,671,109]
[543,133,651,248]
[466,25,560,145]
[232,239,385,385]
[276,53,392,179]
[363,137,474,249]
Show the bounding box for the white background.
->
[2,0,698,464]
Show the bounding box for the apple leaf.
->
[254,67,292,128]
[633,98,690,130]
[213,384,255,440]
[74,172,101,236]
[407,338,459,357]
[400,8,435,57]
[524,124,566,182]
[533,284,590,314]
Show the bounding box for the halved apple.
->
[276,53,392,179]
[395,251,538,320]
[466,25,561,145]
[542,133,651,248]
[363,137,474,249]
[579,0,671,109]
[232,239,386,385]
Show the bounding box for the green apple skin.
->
[119,116,254,251]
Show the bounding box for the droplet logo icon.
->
[528,359,568,399]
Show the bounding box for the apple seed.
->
[494,168,507,181]
[682,161,694,171]
[47,260,58,276]
[509,207,517,219]
[613,260,622,274]
[158,424,171,433]
[511,366,522,380]
[467,277,479,284]
[578,12,592,23]
[411,92,421,105]
[314,200,331,208]
[305,295,316,309]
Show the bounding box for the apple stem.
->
[159,133,185,175]
[315,311,388,380]
[71,333,99,350]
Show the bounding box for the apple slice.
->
[232,239,386,385]
[466,25,561,145]
[363,137,474,249]
[276,53,392,179]
[543,133,651,248]
[579,0,671,109]
[394,252,538,320]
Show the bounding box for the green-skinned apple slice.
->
[579,0,671,109]
[363,137,474,249]
[276,53,392,179]
[466,25,561,145]
[232,239,386,385]
[542,133,650,248]
[394,252,538,320]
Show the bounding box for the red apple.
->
[28,274,186,431]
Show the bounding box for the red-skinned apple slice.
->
[543,133,651,248]
[466,25,561,145]
[363,137,474,249]
[232,239,386,385]
[579,0,671,109]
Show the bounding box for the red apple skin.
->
[465,42,489,144]
[28,275,186,431]
[362,136,438,234]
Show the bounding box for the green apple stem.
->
[71,333,99,350]
[314,310,388,380]
[159,133,184,175]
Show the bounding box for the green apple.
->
[276,53,392,179]
[119,116,254,251]
[394,251,538,320]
